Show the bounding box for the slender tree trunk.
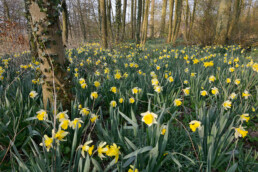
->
[77,0,87,42]
[28,0,72,109]
[62,0,69,46]
[141,0,150,44]
[171,0,182,44]
[227,0,242,40]
[214,0,232,44]
[184,0,190,41]
[131,0,134,39]
[100,0,108,48]
[134,0,137,37]
[136,0,142,44]
[115,0,122,43]
[98,0,102,32]
[150,0,155,38]
[142,0,145,24]
[121,0,127,40]
[107,0,113,41]
[188,0,197,40]
[24,0,38,60]
[167,0,174,43]
[160,0,167,37]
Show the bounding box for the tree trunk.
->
[160,0,167,37]
[100,0,108,48]
[150,0,155,38]
[98,0,102,32]
[77,0,87,42]
[2,0,10,21]
[121,0,127,40]
[24,0,38,60]
[131,0,134,39]
[141,0,150,44]
[136,0,142,44]
[171,0,182,44]
[167,0,174,43]
[107,0,113,41]
[62,0,69,46]
[227,0,242,40]
[214,0,232,45]
[142,0,146,24]
[184,0,190,41]
[188,0,197,40]
[115,0,122,43]
[28,0,72,109]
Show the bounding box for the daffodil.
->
[200,90,208,96]
[110,100,117,107]
[94,81,101,88]
[174,98,182,106]
[110,86,117,93]
[234,126,248,138]
[128,165,139,172]
[119,98,124,103]
[36,109,48,121]
[40,135,53,152]
[59,119,70,130]
[168,76,174,82]
[242,90,251,99]
[55,129,68,141]
[222,100,232,110]
[240,113,250,122]
[97,142,108,159]
[226,78,231,83]
[154,85,163,93]
[132,87,140,94]
[90,92,98,99]
[234,79,240,85]
[141,111,158,126]
[78,140,94,158]
[129,97,135,104]
[90,114,98,123]
[80,108,90,116]
[56,110,69,122]
[161,125,167,135]
[29,91,38,99]
[229,93,237,100]
[151,78,159,86]
[189,120,201,132]
[183,87,190,96]
[106,143,121,163]
[211,87,219,95]
[69,118,83,129]
[209,75,216,83]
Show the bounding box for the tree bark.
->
[28,0,72,109]
[62,0,69,46]
[131,0,135,39]
[188,0,197,40]
[115,0,122,43]
[184,0,190,41]
[2,0,10,21]
[150,0,155,38]
[160,0,167,37]
[24,0,38,60]
[121,0,127,40]
[107,0,113,41]
[167,0,174,43]
[136,0,142,44]
[77,0,87,42]
[141,0,150,44]
[214,0,232,44]
[100,0,108,48]
[171,0,182,44]
[227,0,242,40]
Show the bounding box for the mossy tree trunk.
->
[28,0,72,109]
[121,0,127,41]
[100,0,108,48]
[160,0,167,37]
[184,0,190,41]
[115,0,122,43]
[214,0,232,45]
[62,0,69,46]
[150,0,155,38]
[171,0,182,44]
[24,0,38,60]
[136,0,142,44]
[167,0,174,43]
[2,0,10,21]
